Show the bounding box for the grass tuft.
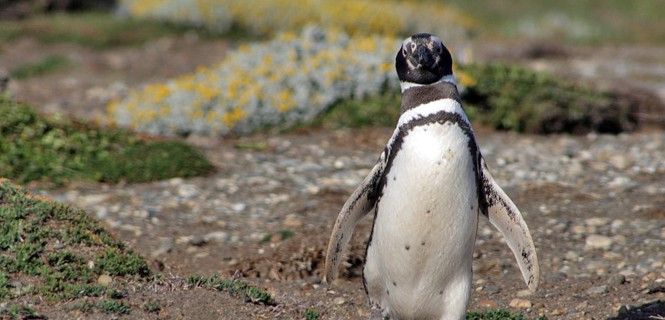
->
[96,300,131,315]
[95,248,150,277]
[0,96,213,185]
[467,309,547,320]
[305,308,320,320]
[143,300,161,313]
[187,274,275,305]
[0,304,45,320]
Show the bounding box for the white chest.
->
[363,121,479,318]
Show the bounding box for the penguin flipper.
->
[324,154,385,284]
[479,156,540,292]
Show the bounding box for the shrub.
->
[108,26,400,136]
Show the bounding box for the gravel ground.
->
[31,127,665,319]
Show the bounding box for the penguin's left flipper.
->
[479,155,540,292]
[324,153,385,284]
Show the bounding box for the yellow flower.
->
[222,107,247,127]
[274,89,296,112]
[144,84,171,104]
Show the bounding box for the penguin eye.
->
[402,47,407,57]
[410,43,416,51]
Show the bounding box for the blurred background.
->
[1,1,664,319]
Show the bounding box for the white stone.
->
[585,234,613,250]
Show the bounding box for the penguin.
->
[324,33,539,320]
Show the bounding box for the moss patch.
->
[0,97,213,186]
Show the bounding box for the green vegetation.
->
[317,90,401,129]
[467,309,546,320]
[95,248,150,277]
[0,304,44,320]
[305,308,320,320]
[318,63,639,134]
[448,0,665,44]
[96,300,132,315]
[143,300,161,313]
[0,12,219,49]
[187,274,275,305]
[0,97,213,185]
[0,179,150,312]
[10,55,70,80]
[462,64,637,134]
[68,299,131,315]
[278,229,295,240]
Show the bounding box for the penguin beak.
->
[409,44,435,70]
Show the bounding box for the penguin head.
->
[395,33,453,85]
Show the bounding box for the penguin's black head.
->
[395,33,452,85]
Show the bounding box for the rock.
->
[585,234,613,250]
[283,214,303,228]
[79,194,110,206]
[483,284,501,294]
[608,274,626,287]
[188,236,207,246]
[333,297,346,305]
[204,231,229,243]
[516,289,532,297]
[585,217,608,227]
[564,250,579,261]
[608,176,633,189]
[571,225,586,235]
[609,155,631,170]
[177,184,199,198]
[478,299,498,308]
[97,274,112,286]
[232,202,246,212]
[509,298,532,309]
[586,285,608,295]
[549,309,564,316]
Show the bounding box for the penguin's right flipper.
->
[324,153,385,284]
